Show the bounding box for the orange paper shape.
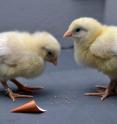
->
[11,100,46,113]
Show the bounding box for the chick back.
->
[0,31,45,80]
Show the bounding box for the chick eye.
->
[48,51,52,56]
[75,28,81,32]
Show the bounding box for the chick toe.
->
[6,88,33,102]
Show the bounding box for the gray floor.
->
[0,49,117,124]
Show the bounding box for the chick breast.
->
[75,27,117,79]
[0,32,45,80]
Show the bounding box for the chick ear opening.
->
[42,46,50,51]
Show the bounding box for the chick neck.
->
[34,43,46,60]
[73,26,107,68]
[74,26,106,50]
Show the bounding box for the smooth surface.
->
[0,49,117,124]
[104,0,117,24]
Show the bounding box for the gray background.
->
[0,0,105,47]
[0,0,117,124]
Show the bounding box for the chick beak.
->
[49,59,57,65]
[63,31,73,37]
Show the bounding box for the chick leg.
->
[1,81,33,102]
[85,79,117,101]
[10,79,42,93]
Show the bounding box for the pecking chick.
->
[64,17,117,101]
[0,31,61,101]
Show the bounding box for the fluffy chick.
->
[64,17,117,100]
[0,31,61,101]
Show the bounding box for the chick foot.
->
[1,81,33,101]
[10,79,43,93]
[85,88,111,101]
[6,88,33,102]
[85,80,117,101]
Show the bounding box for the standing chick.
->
[0,31,61,101]
[64,17,117,100]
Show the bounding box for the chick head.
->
[64,17,103,42]
[33,32,61,65]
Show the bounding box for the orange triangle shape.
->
[11,100,46,113]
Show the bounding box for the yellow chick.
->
[64,17,117,101]
[0,31,61,101]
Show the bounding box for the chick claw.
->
[85,85,113,101]
[6,88,33,102]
